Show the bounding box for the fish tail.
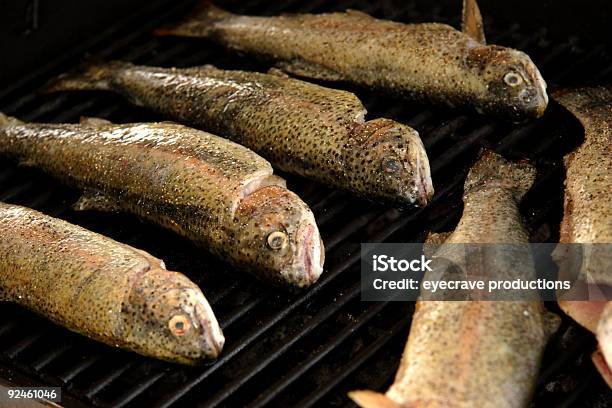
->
[348,391,402,408]
[592,347,612,388]
[464,149,536,201]
[0,112,23,127]
[154,1,233,37]
[41,61,130,94]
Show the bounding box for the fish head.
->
[467,45,549,120]
[121,268,224,364]
[346,119,434,207]
[232,186,324,287]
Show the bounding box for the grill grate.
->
[1,0,612,407]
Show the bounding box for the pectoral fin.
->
[348,390,401,408]
[17,160,37,168]
[345,9,375,19]
[462,0,486,44]
[267,67,290,78]
[426,231,453,245]
[592,348,612,388]
[74,190,121,213]
[79,116,113,127]
[276,60,343,82]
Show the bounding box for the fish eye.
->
[267,231,288,250]
[503,72,523,87]
[382,159,401,173]
[169,314,191,337]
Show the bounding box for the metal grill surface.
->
[0,1,611,407]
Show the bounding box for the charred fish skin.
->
[44,62,433,207]
[0,203,224,365]
[0,114,323,287]
[154,1,548,121]
[350,151,560,408]
[552,87,612,380]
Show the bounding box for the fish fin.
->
[592,348,612,388]
[424,231,453,257]
[41,61,130,94]
[276,60,343,82]
[74,191,121,213]
[345,9,375,19]
[121,244,168,270]
[461,0,486,44]
[17,160,37,168]
[348,390,401,408]
[597,303,612,370]
[79,116,114,127]
[267,67,290,78]
[425,231,453,245]
[0,112,23,127]
[154,1,232,38]
[464,149,536,201]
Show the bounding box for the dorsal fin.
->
[79,116,113,127]
[462,0,486,44]
[345,9,374,19]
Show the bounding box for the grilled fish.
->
[349,151,560,407]
[552,87,612,384]
[0,202,224,364]
[44,62,433,207]
[154,0,548,120]
[0,114,323,287]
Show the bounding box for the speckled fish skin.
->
[0,114,323,287]
[552,87,612,380]
[349,151,560,408]
[44,62,433,207]
[0,202,224,365]
[155,2,548,121]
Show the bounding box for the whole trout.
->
[552,87,612,384]
[154,1,548,120]
[0,203,224,364]
[0,114,323,287]
[349,151,560,408]
[44,62,433,207]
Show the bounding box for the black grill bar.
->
[246,301,392,408]
[296,316,413,408]
[58,355,102,384]
[202,281,363,407]
[109,371,166,408]
[82,363,135,399]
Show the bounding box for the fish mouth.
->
[523,92,548,119]
[521,70,549,119]
[291,222,324,287]
[409,144,434,207]
[194,300,225,359]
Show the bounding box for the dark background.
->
[1,0,611,91]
